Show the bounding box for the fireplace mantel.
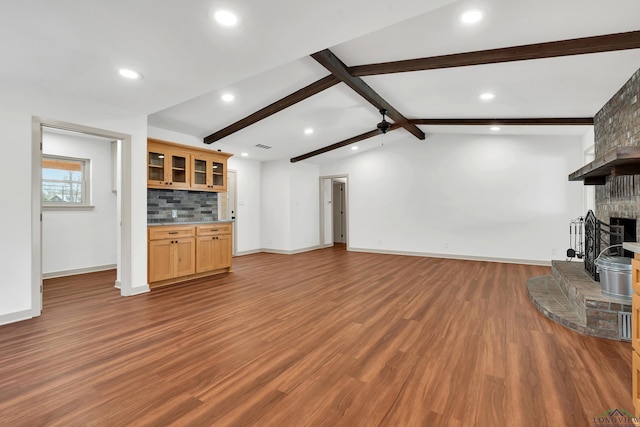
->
[569,146,640,185]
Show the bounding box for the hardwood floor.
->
[0,247,632,426]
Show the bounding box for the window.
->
[42,155,91,207]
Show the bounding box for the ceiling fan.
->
[377,109,391,134]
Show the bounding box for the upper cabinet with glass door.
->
[191,153,228,192]
[147,141,191,189]
[148,138,232,192]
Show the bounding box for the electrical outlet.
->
[172,209,178,218]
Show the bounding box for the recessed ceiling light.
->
[212,9,238,27]
[351,146,359,151]
[304,128,314,135]
[240,152,248,157]
[460,9,483,24]
[118,68,143,80]
[479,92,495,101]
[221,93,235,102]
[490,126,501,131]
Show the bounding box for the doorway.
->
[41,128,118,278]
[32,118,132,316]
[332,180,346,244]
[320,175,349,248]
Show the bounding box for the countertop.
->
[623,242,640,254]
[148,220,234,227]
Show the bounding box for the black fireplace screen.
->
[583,210,624,281]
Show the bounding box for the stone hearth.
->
[527,261,631,341]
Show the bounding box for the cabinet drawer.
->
[149,225,195,241]
[197,223,232,236]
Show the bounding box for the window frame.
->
[42,154,93,210]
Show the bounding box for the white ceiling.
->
[3,0,640,163]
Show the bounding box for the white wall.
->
[261,160,320,252]
[581,127,596,213]
[319,133,584,264]
[290,161,320,250]
[0,83,148,324]
[0,109,33,320]
[42,131,117,275]
[228,157,262,253]
[261,160,292,251]
[147,126,263,254]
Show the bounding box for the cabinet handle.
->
[169,182,173,185]
[168,232,178,235]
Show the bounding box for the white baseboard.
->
[114,280,122,289]
[124,284,150,296]
[235,249,264,256]
[230,246,549,266]
[260,245,323,255]
[0,309,37,326]
[43,264,117,279]
[348,247,551,267]
[235,245,323,256]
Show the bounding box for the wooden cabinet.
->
[147,142,191,189]
[148,222,232,287]
[196,223,232,273]
[148,138,232,192]
[633,254,640,418]
[191,153,227,192]
[634,348,640,417]
[148,225,196,283]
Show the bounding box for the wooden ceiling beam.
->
[205,31,632,147]
[410,118,594,126]
[311,49,425,141]
[290,116,594,162]
[350,30,640,76]
[204,75,340,144]
[290,124,401,163]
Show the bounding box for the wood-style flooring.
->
[0,246,632,426]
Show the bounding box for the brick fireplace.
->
[594,68,640,234]
[527,67,640,341]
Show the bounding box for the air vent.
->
[619,312,631,341]
[255,144,272,150]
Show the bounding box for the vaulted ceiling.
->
[3,0,640,163]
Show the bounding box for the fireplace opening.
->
[610,217,637,258]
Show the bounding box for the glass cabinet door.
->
[148,151,165,182]
[171,153,188,186]
[211,160,224,188]
[192,158,207,186]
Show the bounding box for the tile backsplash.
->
[147,189,218,223]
